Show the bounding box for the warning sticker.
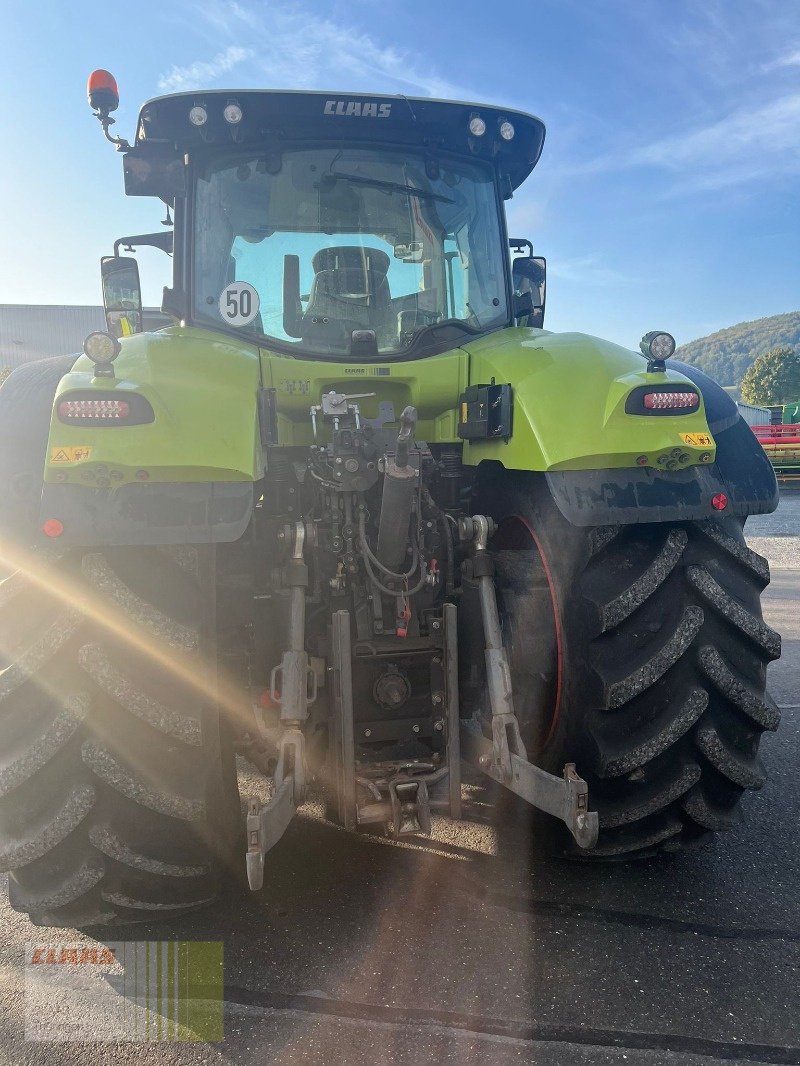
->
[681,433,713,447]
[50,447,91,463]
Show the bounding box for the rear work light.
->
[643,391,700,411]
[56,391,155,427]
[58,399,130,420]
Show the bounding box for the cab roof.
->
[133,89,546,193]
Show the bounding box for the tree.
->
[740,346,800,406]
[675,310,800,386]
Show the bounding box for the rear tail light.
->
[625,386,701,415]
[58,399,130,420]
[56,391,154,426]
[643,391,699,411]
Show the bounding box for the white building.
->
[0,305,168,375]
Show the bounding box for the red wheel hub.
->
[492,514,563,749]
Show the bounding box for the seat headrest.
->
[312,246,390,275]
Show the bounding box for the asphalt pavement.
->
[2,491,800,1066]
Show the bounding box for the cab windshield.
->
[192,147,508,357]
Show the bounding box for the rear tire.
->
[0,544,241,926]
[481,473,781,858]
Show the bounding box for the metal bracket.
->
[470,513,527,786]
[272,521,316,725]
[462,514,599,850]
[275,729,306,802]
[328,610,358,830]
[246,730,307,891]
[310,390,377,435]
[490,711,526,783]
[269,657,318,711]
[443,602,462,819]
[388,778,432,836]
[362,400,396,431]
[357,764,446,832]
[461,719,598,849]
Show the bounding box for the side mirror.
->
[512,255,546,327]
[394,241,424,263]
[101,256,143,338]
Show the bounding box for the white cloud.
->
[763,47,800,72]
[628,94,800,169]
[549,255,641,287]
[566,93,800,195]
[158,45,254,93]
[165,0,479,101]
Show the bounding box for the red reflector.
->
[58,399,130,420]
[711,493,728,511]
[42,519,64,538]
[643,391,700,410]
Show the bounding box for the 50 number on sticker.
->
[219,282,260,327]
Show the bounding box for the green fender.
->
[45,326,263,488]
[461,328,716,472]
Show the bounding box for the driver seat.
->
[302,246,392,343]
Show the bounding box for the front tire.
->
[482,473,781,858]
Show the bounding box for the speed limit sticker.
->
[219,282,260,327]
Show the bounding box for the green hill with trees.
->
[675,311,800,386]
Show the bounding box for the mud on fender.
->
[546,417,779,527]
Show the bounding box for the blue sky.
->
[1,0,798,348]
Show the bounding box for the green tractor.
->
[0,72,781,927]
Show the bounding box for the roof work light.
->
[224,101,243,125]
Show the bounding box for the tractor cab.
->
[90,80,548,359]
